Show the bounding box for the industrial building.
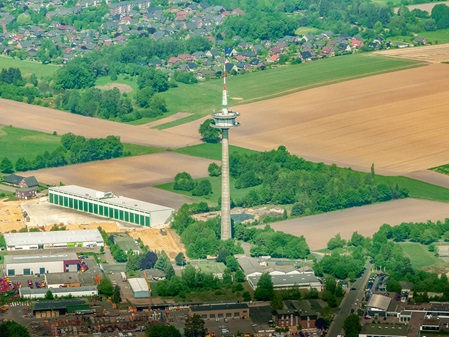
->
[5,252,79,276]
[128,278,149,298]
[31,299,91,315]
[20,286,98,300]
[366,294,392,317]
[4,229,104,251]
[190,303,249,320]
[247,270,322,291]
[48,185,173,227]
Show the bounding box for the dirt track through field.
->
[262,199,449,250]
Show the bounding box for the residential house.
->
[4,174,39,188]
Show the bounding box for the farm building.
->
[128,278,149,298]
[3,174,39,188]
[48,185,174,227]
[5,252,79,276]
[190,303,250,320]
[4,229,104,251]
[20,286,98,300]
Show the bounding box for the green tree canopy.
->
[254,272,274,301]
[0,157,14,173]
[184,314,207,337]
[199,119,221,143]
[343,314,361,337]
[146,325,181,337]
[0,321,30,337]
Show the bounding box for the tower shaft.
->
[221,129,231,240]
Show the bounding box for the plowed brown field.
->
[171,63,449,173]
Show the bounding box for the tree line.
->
[1,132,124,174]
[228,146,408,211]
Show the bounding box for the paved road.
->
[327,261,372,337]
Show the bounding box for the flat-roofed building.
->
[4,229,104,251]
[48,185,173,227]
[367,294,392,317]
[360,324,408,337]
[190,303,249,320]
[247,271,322,291]
[128,278,149,298]
[45,272,81,288]
[5,252,79,276]
[20,286,98,299]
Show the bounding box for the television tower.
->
[212,61,240,240]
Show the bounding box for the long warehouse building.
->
[48,185,174,227]
[5,252,79,276]
[4,229,104,251]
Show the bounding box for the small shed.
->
[128,278,149,298]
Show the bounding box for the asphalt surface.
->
[327,261,372,337]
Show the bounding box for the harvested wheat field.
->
[222,63,449,173]
[373,44,449,63]
[25,152,217,209]
[0,98,199,149]
[264,198,449,250]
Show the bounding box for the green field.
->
[152,54,422,129]
[399,242,440,269]
[123,143,166,156]
[174,143,258,160]
[0,125,61,164]
[430,162,449,176]
[376,175,449,202]
[156,175,260,205]
[0,124,166,168]
[95,74,139,96]
[419,29,449,44]
[0,55,59,78]
[188,260,226,274]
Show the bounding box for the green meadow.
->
[399,242,440,270]
[174,143,258,160]
[153,54,422,129]
[95,74,139,95]
[0,125,61,164]
[0,125,165,167]
[0,55,59,78]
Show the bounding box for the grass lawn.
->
[95,74,139,96]
[376,175,449,202]
[399,242,440,269]
[156,176,259,205]
[0,125,61,164]
[419,29,449,44]
[174,143,259,161]
[0,55,59,79]
[188,260,226,274]
[152,54,422,129]
[0,124,165,168]
[295,27,321,35]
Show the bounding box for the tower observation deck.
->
[212,61,239,241]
